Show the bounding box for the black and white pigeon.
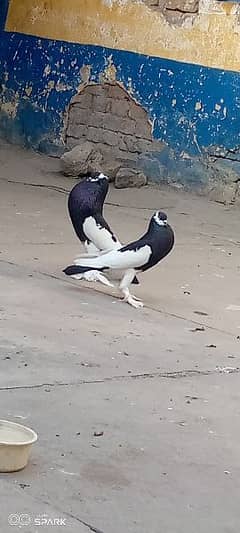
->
[68,172,120,256]
[67,171,139,286]
[63,211,174,308]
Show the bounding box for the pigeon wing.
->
[83,214,121,252]
[74,244,152,271]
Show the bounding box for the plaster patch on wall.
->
[55,82,72,92]
[99,55,117,82]
[25,86,33,97]
[102,0,131,6]
[143,0,200,26]
[44,64,51,76]
[80,64,92,84]
[1,99,19,119]
[199,0,240,16]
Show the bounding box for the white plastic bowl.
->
[0,420,38,472]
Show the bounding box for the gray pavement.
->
[0,141,240,532]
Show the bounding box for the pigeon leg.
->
[85,241,100,255]
[83,270,114,287]
[119,269,144,309]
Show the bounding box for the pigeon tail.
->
[63,265,105,276]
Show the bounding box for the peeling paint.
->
[98,55,117,83]
[79,64,91,84]
[1,33,239,159]
[1,0,240,191]
[43,64,51,76]
[25,86,33,97]
[1,99,19,119]
[5,0,240,71]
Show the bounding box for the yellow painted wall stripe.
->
[6,0,240,72]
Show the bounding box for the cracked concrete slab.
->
[0,482,92,533]
[1,141,240,336]
[1,374,240,533]
[0,141,240,533]
[0,261,239,390]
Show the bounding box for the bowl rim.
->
[0,419,38,446]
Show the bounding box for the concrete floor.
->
[0,140,240,533]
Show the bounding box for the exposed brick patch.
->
[65,83,154,161]
[144,0,199,23]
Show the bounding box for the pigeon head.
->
[86,172,109,184]
[153,211,168,226]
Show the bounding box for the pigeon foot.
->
[84,270,114,287]
[125,294,144,308]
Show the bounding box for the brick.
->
[106,100,112,113]
[71,92,93,108]
[87,111,105,129]
[116,134,129,152]
[66,123,87,139]
[136,139,153,153]
[87,127,119,147]
[86,126,105,144]
[92,95,111,113]
[102,113,136,135]
[135,120,152,140]
[111,99,131,117]
[122,135,139,153]
[103,130,121,147]
[110,147,137,162]
[86,84,110,97]
[165,0,199,12]
[68,107,90,127]
[107,84,129,100]
[66,137,83,149]
[128,104,149,121]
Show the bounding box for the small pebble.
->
[206,344,216,348]
[190,326,205,332]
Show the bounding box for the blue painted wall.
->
[0,29,240,188]
[1,32,240,154]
